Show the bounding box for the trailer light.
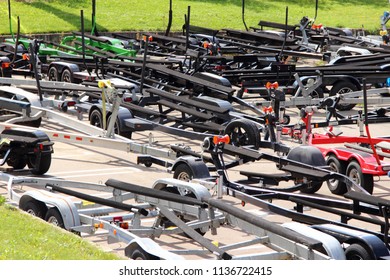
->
[123,97,133,103]
[120,222,129,229]
[84,76,95,82]
[382,165,390,171]
[113,229,117,236]
[311,24,323,30]
[213,135,230,145]
[1,62,10,68]
[113,216,123,222]
[22,54,29,60]
[241,201,246,207]
[214,65,226,71]
[66,101,76,107]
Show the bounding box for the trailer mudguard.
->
[283,222,346,260]
[48,61,80,74]
[125,238,184,260]
[152,178,212,201]
[18,190,81,230]
[89,104,133,134]
[171,156,211,179]
[1,129,50,143]
[0,56,12,77]
[312,224,390,260]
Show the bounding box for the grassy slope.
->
[0,197,121,260]
[0,0,388,35]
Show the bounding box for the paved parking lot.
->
[2,102,390,259]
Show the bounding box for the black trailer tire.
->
[48,66,59,81]
[300,181,323,194]
[107,115,132,138]
[23,201,46,219]
[44,208,65,228]
[159,185,207,237]
[224,119,261,149]
[7,154,27,170]
[236,89,244,99]
[90,109,103,128]
[173,163,193,182]
[61,68,74,83]
[27,153,51,175]
[345,243,372,260]
[329,81,358,111]
[346,161,374,194]
[130,248,158,260]
[326,155,347,195]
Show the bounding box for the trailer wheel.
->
[48,66,59,81]
[224,119,261,149]
[90,109,103,128]
[61,68,74,83]
[346,161,374,194]
[45,208,65,228]
[173,163,193,182]
[329,81,358,111]
[159,185,207,237]
[27,153,51,175]
[7,154,27,170]
[107,115,132,138]
[326,155,347,195]
[23,201,46,219]
[130,248,158,260]
[345,243,372,260]
[299,181,323,194]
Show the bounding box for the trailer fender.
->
[125,238,184,260]
[312,224,390,260]
[18,190,81,230]
[282,222,346,260]
[47,61,80,82]
[88,104,133,137]
[113,107,133,132]
[48,61,80,75]
[152,178,212,201]
[171,156,210,181]
[0,56,12,77]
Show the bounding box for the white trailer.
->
[1,172,346,260]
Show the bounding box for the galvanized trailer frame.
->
[0,172,345,260]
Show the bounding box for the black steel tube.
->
[105,179,208,208]
[46,184,148,216]
[165,0,173,36]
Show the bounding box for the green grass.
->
[0,0,389,35]
[0,196,122,260]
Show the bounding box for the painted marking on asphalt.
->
[50,167,141,175]
[49,167,143,179]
